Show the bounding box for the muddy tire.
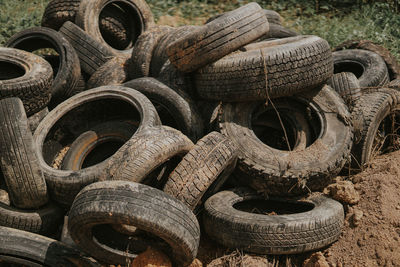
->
[87,56,130,88]
[6,27,81,102]
[61,120,138,171]
[0,226,99,266]
[129,26,174,79]
[351,89,400,168]
[124,77,203,141]
[163,132,238,211]
[75,0,155,57]
[219,85,353,195]
[333,49,389,88]
[203,188,344,254]
[68,181,200,266]
[195,35,333,101]
[59,21,116,75]
[33,86,161,206]
[334,39,400,80]
[103,126,193,186]
[167,3,269,73]
[327,72,361,111]
[0,47,53,116]
[0,98,48,209]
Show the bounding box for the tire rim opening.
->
[234,199,314,215]
[334,61,364,78]
[372,111,400,157]
[81,140,125,169]
[0,61,26,80]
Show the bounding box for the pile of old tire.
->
[1,0,400,266]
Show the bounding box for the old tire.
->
[219,85,353,195]
[389,78,400,90]
[41,0,81,30]
[0,98,48,209]
[33,86,161,206]
[195,35,333,101]
[203,188,344,254]
[87,56,130,88]
[124,77,203,141]
[28,107,49,133]
[163,132,238,211]
[0,226,99,266]
[5,27,81,102]
[259,23,298,40]
[333,49,389,87]
[0,47,53,116]
[167,3,269,73]
[59,21,116,76]
[327,72,361,111]
[76,0,155,57]
[68,181,200,266]
[351,89,400,168]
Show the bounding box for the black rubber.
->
[68,181,200,266]
[87,56,130,88]
[203,188,344,254]
[333,49,389,88]
[327,72,361,111]
[195,35,333,101]
[28,107,49,133]
[0,226,100,266]
[33,86,161,206]
[41,0,81,30]
[163,132,238,211]
[219,85,353,195]
[61,120,138,171]
[167,3,269,73]
[0,98,48,209]
[59,21,116,76]
[5,27,81,102]
[75,0,155,57]
[124,77,204,141]
[351,88,400,168]
[0,47,53,116]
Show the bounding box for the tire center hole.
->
[373,111,400,156]
[0,61,25,80]
[234,199,314,215]
[334,61,364,78]
[81,140,125,168]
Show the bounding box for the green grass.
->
[0,0,399,61]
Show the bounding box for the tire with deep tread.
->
[124,77,204,141]
[163,132,238,211]
[195,35,333,101]
[6,27,81,102]
[219,85,353,195]
[41,0,81,30]
[87,56,130,88]
[0,47,53,116]
[33,86,161,206]
[0,98,48,209]
[203,188,344,254]
[0,226,100,266]
[351,89,400,168]
[59,21,116,76]
[327,72,361,111]
[333,49,389,88]
[167,3,269,73]
[68,181,200,266]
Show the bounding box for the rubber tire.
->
[28,107,49,133]
[219,85,353,195]
[163,132,238,211]
[68,181,200,266]
[258,23,298,40]
[167,3,269,73]
[389,78,400,90]
[41,0,81,30]
[203,188,344,254]
[5,27,81,102]
[195,35,333,101]
[327,72,361,111]
[59,21,116,76]
[0,98,48,209]
[124,77,204,141]
[87,56,130,88]
[61,120,138,170]
[75,0,155,57]
[0,226,99,266]
[334,39,400,80]
[206,9,282,25]
[0,202,63,235]
[333,49,389,88]
[351,89,400,168]
[129,26,174,79]
[102,126,193,184]
[0,47,53,116]
[33,86,161,206]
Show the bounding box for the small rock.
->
[131,248,172,267]
[324,180,360,205]
[303,252,330,267]
[352,209,363,227]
